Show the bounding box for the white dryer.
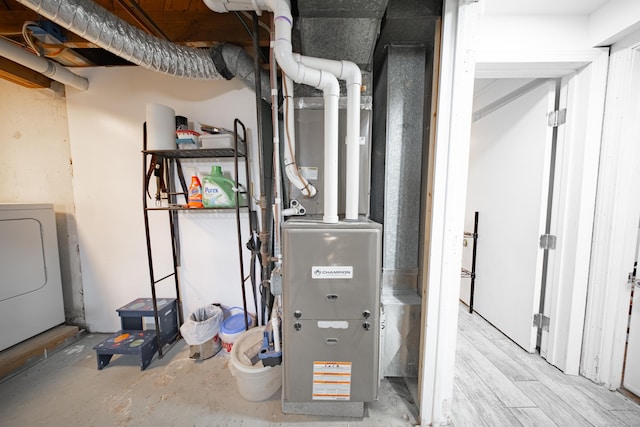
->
[0,203,65,351]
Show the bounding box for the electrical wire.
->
[21,21,41,56]
[0,34,28,46]
[242,11,271,33]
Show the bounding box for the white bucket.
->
[219,307,255,353]
[229,326,282,401]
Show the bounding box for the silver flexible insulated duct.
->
[219,43,269,100]
[15,0,271,100]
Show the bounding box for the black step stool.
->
[93,298,178,371]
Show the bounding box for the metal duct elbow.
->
[214,43,272,104]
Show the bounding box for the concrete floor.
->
[0,333,419,427]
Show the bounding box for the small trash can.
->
[179,304,223,360]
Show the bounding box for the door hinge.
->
[628,261,638,286]
[540,234,557,250]
[533,313,550,331]
[547,109,567,127]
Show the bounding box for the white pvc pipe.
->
[271,295,281,353]
[204,0,341,223]
[266,0,340,223]
[323,92,340,223]
[269,38,283,264]
[345,79,361,221]
[296,55,362,221]
[0,37,88,91]
[283,74,317,198]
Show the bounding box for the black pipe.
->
[469,211,479,314]
[252,12,274,325]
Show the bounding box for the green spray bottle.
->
[202,165,236,208]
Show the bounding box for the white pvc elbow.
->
[296,55,363,221]
[268,0,340,223]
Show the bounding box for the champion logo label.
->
[311,266,353,279]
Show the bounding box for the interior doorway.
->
[456,48,609,375]
[460,78,562,356]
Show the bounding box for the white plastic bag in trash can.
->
[180,304,223,345]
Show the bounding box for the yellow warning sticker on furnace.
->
[312,361,352,401]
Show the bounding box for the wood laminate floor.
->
[453,304,640,426]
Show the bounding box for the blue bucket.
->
[220,307,254,352]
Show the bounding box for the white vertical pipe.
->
[344,80,361,220]
[296,55,362,221]
[269,37,283,264]
[271,295,281,353]
[323,89,340,223]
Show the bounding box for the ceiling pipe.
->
[0,37,89,90]
[14,0,271,101]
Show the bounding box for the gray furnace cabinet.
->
[282,219,382,408]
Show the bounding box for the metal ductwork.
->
[373,0,441,65]
[14,0,271,99]
[296,0,389,71]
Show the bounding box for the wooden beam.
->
[0,9,271,47]
[0,325,80,380]
[114,0,170,40]
[0,56,52,88]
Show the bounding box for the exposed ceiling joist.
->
[0,56,51,88]
[0,1,271,50]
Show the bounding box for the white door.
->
[623,221,640,395]
[464,79,557,352]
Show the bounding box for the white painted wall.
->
[65,66,259,333]
[479,0,640,50]
[0,80,85,325]
[477,15,591,53]
[590,0,640,46]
